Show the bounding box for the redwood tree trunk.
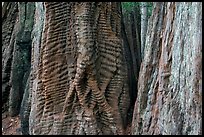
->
[2,2,202,135]
[2,2,130,135]
[132,2,202,135]
[28,2,130,135]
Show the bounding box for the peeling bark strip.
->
[132,2,202,135]
[29,2,130,135]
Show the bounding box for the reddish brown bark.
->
[28,2,130,135]
[132,2,202,135]
[2,2,202,135]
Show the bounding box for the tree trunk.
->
[9,2,35,117]
[132,2,202,135]
[2,2,18,113]
[2,2,131,135]
[19,2,45,135]
[2,2,202,135]
[27,2,130,135]
[2,2,35,117]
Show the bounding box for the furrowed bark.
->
[132,2,202,135]
[29,2,130,135]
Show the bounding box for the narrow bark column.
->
[2,2,18,113]
[132,2,202,135]
[140,2,148,60]
[28,2,45,135]
[12,2,46,135]
[2,2,35,117]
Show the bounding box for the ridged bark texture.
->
[132,2,202,135]
[29,2,130,135]
[28,2,45,135]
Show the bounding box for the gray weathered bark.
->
[9,2,35,117]
[19,2,45,135]
[28,2,45,135]
[2,2,18,113]
[132,2,202,135]
[2,2,35,117]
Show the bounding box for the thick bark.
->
[2,2,201,135]
[28,2,130,135]
[2,2,130,135]
[132,2,202,135]
[19,2,45,135]
[28,2,45,134]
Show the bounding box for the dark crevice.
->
[120,3,142,134]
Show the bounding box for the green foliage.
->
[146,2,153,17]
[121,2,153,17]
[122,2,138,12]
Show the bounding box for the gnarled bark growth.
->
[28,2,130,135]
